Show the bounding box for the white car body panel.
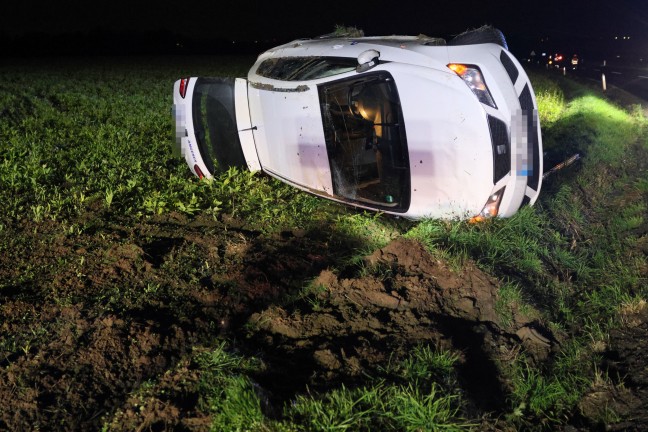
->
[389,65,494,219]
[247,85,333,193]
[234,78,261,172]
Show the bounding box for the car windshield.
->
[256,57,357,81]
[318,72,410,211]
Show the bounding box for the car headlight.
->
[447,64,497,108]
[470,187,505,223]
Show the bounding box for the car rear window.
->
[256,57,356,81]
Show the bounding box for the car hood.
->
[390,66,494,219]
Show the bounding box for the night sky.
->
[2,0,648,57]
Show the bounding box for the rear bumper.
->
[172,78,210,178]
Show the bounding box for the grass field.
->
[1,56,647,431]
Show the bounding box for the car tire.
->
[448,26,508,49]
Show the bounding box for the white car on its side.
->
[172,27,542,220]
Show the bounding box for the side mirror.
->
[357,49,380,72]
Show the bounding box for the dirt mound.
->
[247,238,558,411]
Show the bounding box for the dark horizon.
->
[2,0,648,62]
[1,26,644,66]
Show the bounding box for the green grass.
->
[495,282,536,329]
[107,342,471,432]
[393,344,460,385]
[531,72,567,126]
[3,59,648,431]
[285,344,471,431]
[198,348,266,431]
[0,57,323,232]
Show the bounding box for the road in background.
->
[544,59,648,101]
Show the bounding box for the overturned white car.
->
[172,27,542,220]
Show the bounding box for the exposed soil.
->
[1,208,648,431]
[246,238,557,411]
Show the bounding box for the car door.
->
[173,77,260,178]
[246,83,335,194]
[245,60,411,213]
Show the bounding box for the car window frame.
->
[256,56,358,81]
[317,71,411,212]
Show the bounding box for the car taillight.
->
[179,78,190,98]
[194,164,205,179]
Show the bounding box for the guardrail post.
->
[602,60,607,91]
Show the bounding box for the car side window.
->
[256,57,357,81]
[319,72,411,211]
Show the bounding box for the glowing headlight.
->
[470,187,505,223]
[448,64,497,108]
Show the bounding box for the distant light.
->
[615,36,618,39]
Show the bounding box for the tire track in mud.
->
[243,238,559,414]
